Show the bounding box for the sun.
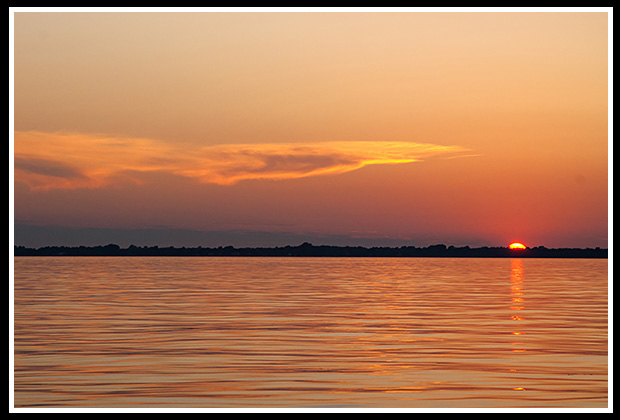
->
[509,242,526,250]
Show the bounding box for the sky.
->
[10,9,611,249]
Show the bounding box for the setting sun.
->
[509,242,527,250]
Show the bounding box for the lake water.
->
[12,257,608,409]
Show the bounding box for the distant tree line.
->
[13,242,608,258]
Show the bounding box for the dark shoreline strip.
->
[13,243,608,258]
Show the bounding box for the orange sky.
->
[11,10,610,248]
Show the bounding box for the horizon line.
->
[13,242,608,250]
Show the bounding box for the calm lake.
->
[12,257,608,409]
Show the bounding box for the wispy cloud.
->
[14,131,471,190]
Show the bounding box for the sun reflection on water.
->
[509,258,527,391]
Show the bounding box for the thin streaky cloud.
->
[14,131,472,190]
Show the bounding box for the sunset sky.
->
[10,9,610,248]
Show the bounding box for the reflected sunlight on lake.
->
[13,257,608,408]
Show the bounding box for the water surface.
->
[13,257,608,408]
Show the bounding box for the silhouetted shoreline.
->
[13,242,608,258]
